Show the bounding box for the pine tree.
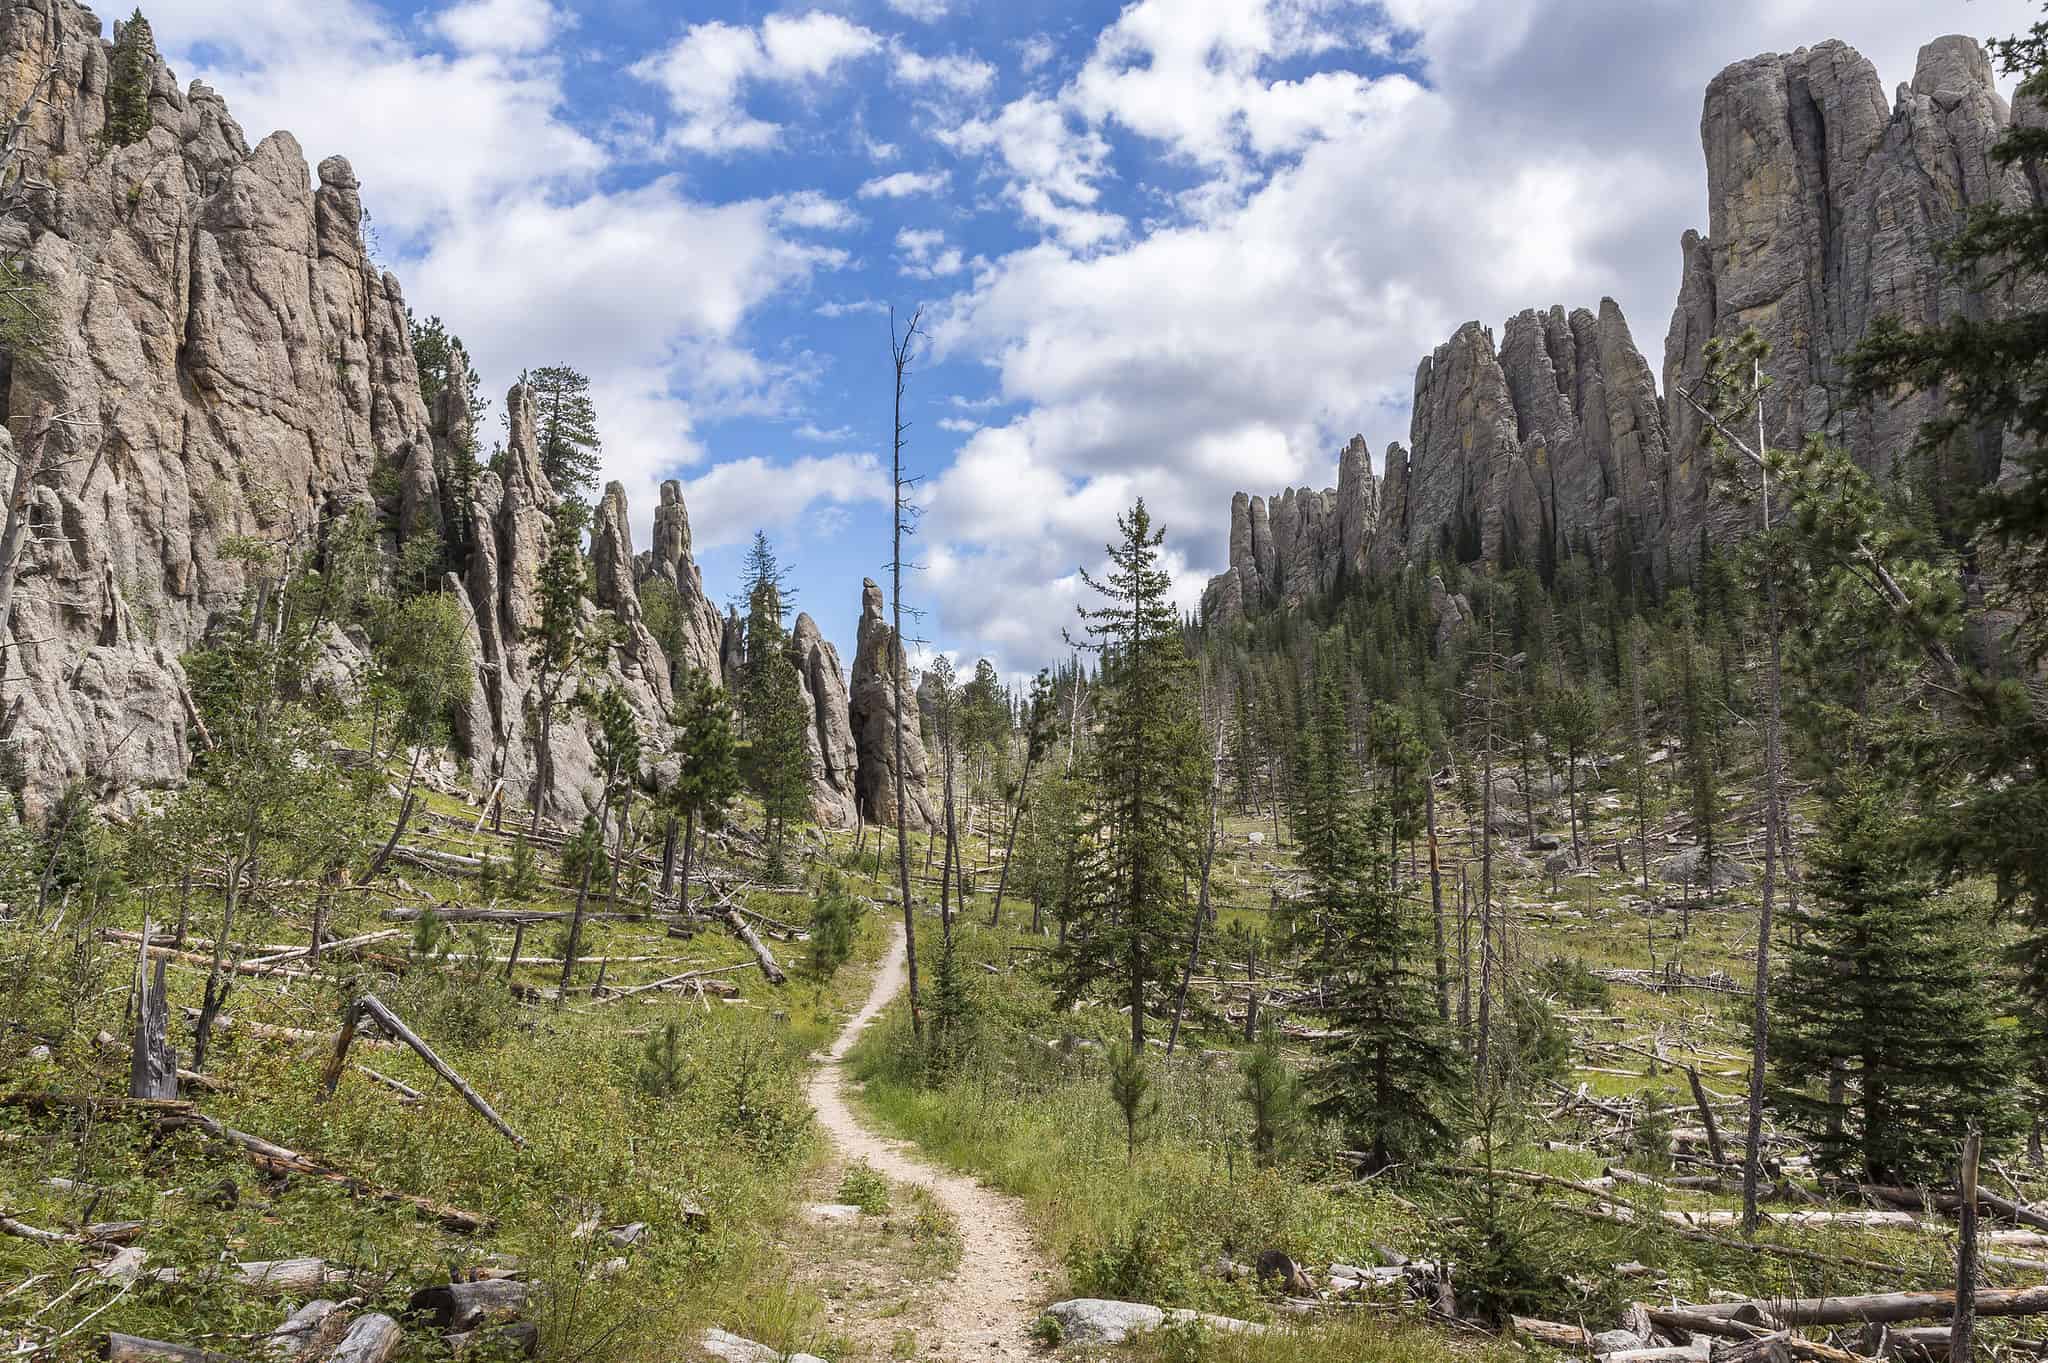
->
[102,11,155,150]
[526,505,594,833]
[1049,500,1205,1049]
[1770,769,2019,1182]
[559,686,640,992]
[525,365,602,504]
[1237,1024,1301,1165]
[1298,656,1465,1172]
[661,671,740,911]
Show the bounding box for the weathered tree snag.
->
[720,907,786,985]
[1955,1130,1981,1363]
[320,995,523,1147]
[130,921,178,1101]
[408,1279,530,1331]
[324,1313,403,1363]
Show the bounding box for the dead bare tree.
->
[889,305,925,1037]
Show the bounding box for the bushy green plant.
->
[807,871,859,979]
[635,1015,698,1100]
[561,815,609,887]
[836,1160,889,1214]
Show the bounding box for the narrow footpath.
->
[804,924,1056,1360]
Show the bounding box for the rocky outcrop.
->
[634,479,724,683]
[789,612,858,827]
[0,0,428,815]
[0,2,876,827]
[1206,32,2037,621]
[1663,34,2041,561]
[848,578,935,830]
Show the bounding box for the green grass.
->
[0,800,893,1363]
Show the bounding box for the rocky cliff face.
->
[1664,35,2040,540]
[0,1,912,829]
[1206,32,2038,624]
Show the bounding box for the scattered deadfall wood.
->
[153,1110,491,1232]
[319,994,524,1148]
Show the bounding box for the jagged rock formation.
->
[789,613,858,827]
[1207,32,2038,625]
[0,2,880,828]
[632,479,725,683]
[1664,34,2042,546]
[0,0,426,815]
[848,579,936,831]
[1204,300,1668,624]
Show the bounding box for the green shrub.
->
[836,1160,889,1214]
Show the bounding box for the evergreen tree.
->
[525,365,602,504]
[560,686,641,992]
[1237,1024,1301,1165]
[745,634,815,875]
[1298,657,1464,1172]
[1105,1040,1158,1163]
[102,11,155,149]
[525,505,595,833]
[363,593,474,878]
[661,671,740,911]
[1049,501,1205,1049]
[1770,769,2019,1182]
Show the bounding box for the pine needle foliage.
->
[1296,650,1465,1173]
[1048,500,1205,1049]
[1769,767,2020,1182]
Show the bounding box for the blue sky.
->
[141,0,2035,676]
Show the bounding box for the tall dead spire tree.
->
[890,305,926,1037]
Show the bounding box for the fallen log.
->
[1690,1288,2048,1328]
[265,1301,345,1361]
[1512,1316,1593,1350]
[446,1322,538,1358]
[154,1111,490,1232]
[109,937,315,981]
[151,1258,347,1296]
[324,1313,403,1363]
[103,1335,246,1363]
[720,909,785,986]
[178,1011,397,1052]
[320,995,523,1148]
[408,1279,529,1330]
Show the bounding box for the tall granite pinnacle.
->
[0,0,931,829]
[1206,31,2040,627]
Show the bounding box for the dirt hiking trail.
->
[805,924,1057,1361]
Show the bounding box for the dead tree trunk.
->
[721,906,786,985]
[129,920,177,1101]
[1956,1129,1982,1363]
